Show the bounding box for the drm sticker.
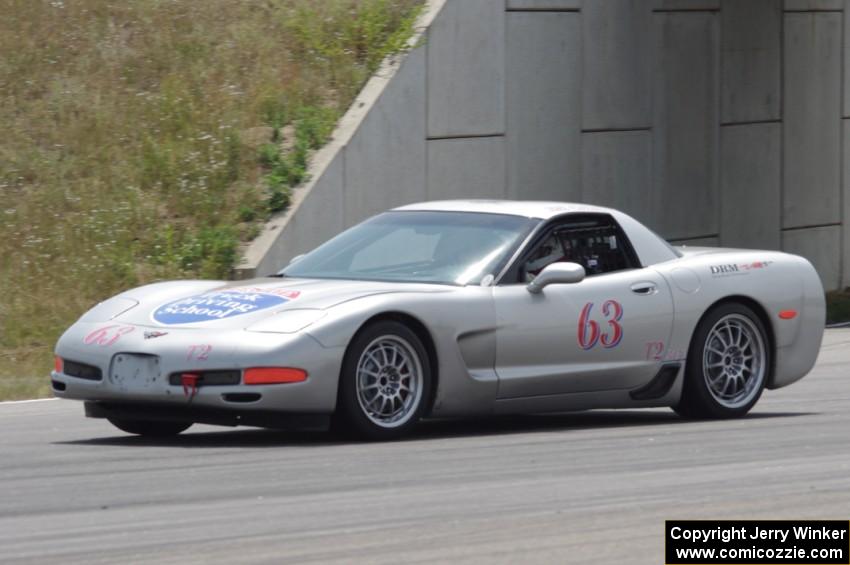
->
[710,261,774,277]
[153,287,300,325]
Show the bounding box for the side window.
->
[523,233,566,278]
[518,215,639,283]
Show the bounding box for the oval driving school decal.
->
[153,287,300,325]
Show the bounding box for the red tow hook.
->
[181,373,200,402]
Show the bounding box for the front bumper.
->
[52,322,346,415]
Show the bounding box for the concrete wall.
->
[239,0,849,292]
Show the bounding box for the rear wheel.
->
[675,302,769,419]
[107,418,192,437]
[335,321,432,440]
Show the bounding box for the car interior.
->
[518,215,638,283]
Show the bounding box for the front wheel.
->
[335,321,432,440]
[107,418,192,437]
[675,303,770,419]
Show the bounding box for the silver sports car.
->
[52,200,825,440]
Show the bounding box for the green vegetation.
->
[826,289,850,325]
[0,0,423,399]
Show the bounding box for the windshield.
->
[281,211,537,285]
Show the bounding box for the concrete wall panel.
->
[844,2,850,118]
[652,12,719,240]
[782,226,841,291]
[507,0,581,10]
[721,0,781,123]
[654,0,719,10]
[719,123,781,250]
[784,0,843,10]
[843,119,850,288]
[250,152,345,277]
[427,137,506,200]
[243,0,850,291]
[582,0,652,130]
[281,155,346,264]
[427,0,505,138]
[507,12,582,202]
[783,13,842,228]
[581,130,654,226]
[344,47,427,226]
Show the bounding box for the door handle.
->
[630,282,657,295]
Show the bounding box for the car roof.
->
[393,199,680,267]
[393,200,615,220]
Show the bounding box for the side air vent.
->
[630,363,681,401]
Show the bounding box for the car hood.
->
[107,277,453,329]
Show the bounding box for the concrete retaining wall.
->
[238,0,850,292]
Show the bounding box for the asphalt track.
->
[1,330,848,564]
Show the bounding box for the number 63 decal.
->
[577,300,624,350]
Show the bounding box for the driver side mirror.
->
[526,262,585,294]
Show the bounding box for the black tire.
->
[334,320,433,441]
[675,302,770,419]
[107,418,192,437]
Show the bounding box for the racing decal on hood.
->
[153,287,301,325]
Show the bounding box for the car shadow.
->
[410,409,813,441]
[54,409,815,449]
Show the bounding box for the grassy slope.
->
[0,0,422,399]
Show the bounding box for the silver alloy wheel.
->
[702,313,766,409]
[355,335,424,429]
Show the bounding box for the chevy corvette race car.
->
[52,200,825,440]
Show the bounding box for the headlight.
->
[245,309,327,334]
[79,297,139,323]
